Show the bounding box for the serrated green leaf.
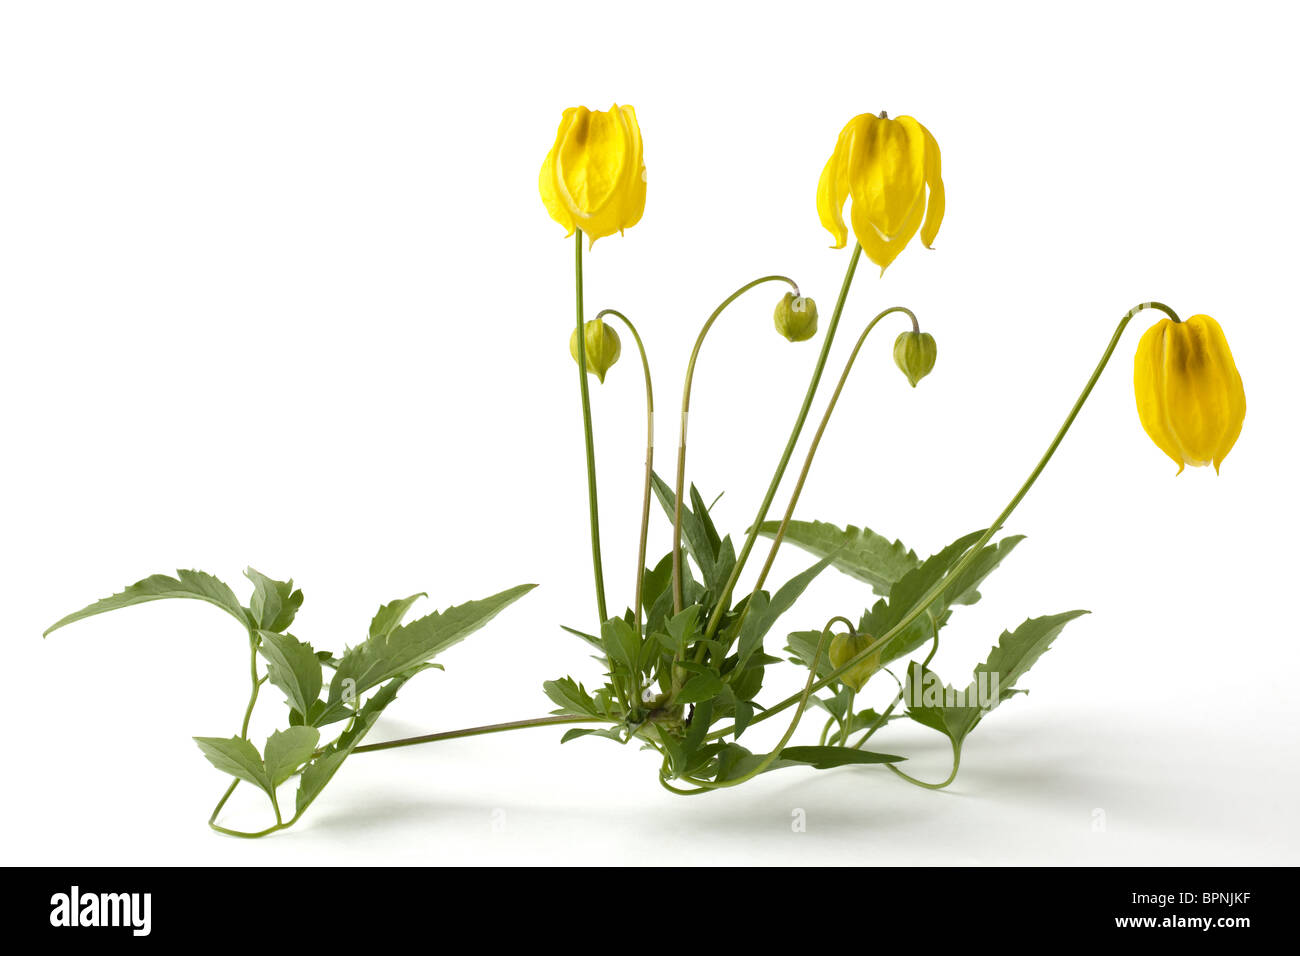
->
[45,569,249,636]
[194,735,270,794]
[543,677,599,717]
[244,567,303,633]
[863,530,1024,665]
[907,610,1089,745]
[754,520,920,595]
[777,746,905,769]
[328,583,535,704]
[263,726,320,786]
[369,593,427,640]
[256,630,323,718]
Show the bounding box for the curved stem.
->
[709,300,1173,741]
[701,243,865,637]
[572,229,608,627]
[750,305,918,597]
[240,630,263,739]
[596,308,655,636]
[671,274,802,613]
[887,742,962,790]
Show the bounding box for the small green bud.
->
[570,317,621,384]
[893,330,937,387]
[828,631,880,692]
[774,292,818,342]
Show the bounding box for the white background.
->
[2,0,1296,866]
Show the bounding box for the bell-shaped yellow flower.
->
[1133,314,1245,474]
[817,112,944,273]
[540,104,646,247]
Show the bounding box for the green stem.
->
[350,715,601,754]
[671,273,801,613]
[573,229,608,627]
[240,630,262,739]
[595,308,655,636]
[701,243,864,639]
[709,300,1176,740]
[887,742,962,790]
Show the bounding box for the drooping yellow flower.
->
[817,112,944,273]
[1133,314,1245,474]
[540,104,646,247]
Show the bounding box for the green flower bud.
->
[774,292,819,342]
[569,317,621,384]
[893,330,937,387]
[828,631,880,692]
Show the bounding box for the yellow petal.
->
[1133,318,1186,472]
[846,115,926,241]
[851,176,924,274]
[539,109,577,235]
[1186,314,1246,473]
[816,116,865,249]
[899,116,945,249]
[614,104,646,234]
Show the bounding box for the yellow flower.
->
[1133,314,1245,474]
[540,104,646,247]
[816,111,944,273]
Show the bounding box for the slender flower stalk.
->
[699,243,864,641]
[572,230,608,627]
[595,308,655,634]
[670,274,802,613]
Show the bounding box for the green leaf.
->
[786,629,835,680]
[543,677,599,717]
[734,556,832,670]
[263,726,320,786]
[777,746,905,769]
[244,567,303,633]
[45,570,249,636]
[296,675,410,818]
[328,583,535,705]
[689,485,723,562]
[560,727,623,744]
[194,736,271,794]
[369,593,427,640]
[256,630,323,718]
[863,530,1024,665]
[754,520,920,595]
[907,610,1089,745]
[677,671,724,705]
[600,617,641,676]
[733,700,755,738]
[651,472,718,588]
[559,624,603,651]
